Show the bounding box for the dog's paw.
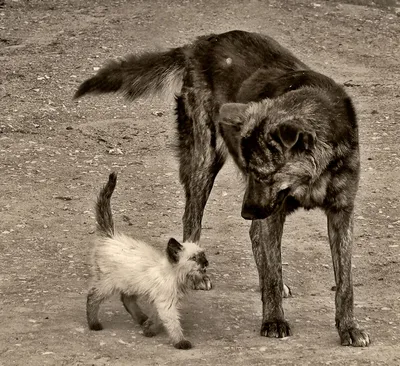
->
[260,320,292,338]
[339,327,371,347]
[89,322,103,331]
[174,339,192,350]
[192,274,212,291]
[282,284,292,298]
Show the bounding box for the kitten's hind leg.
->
[87,287,107,331]
[120,293,148,325]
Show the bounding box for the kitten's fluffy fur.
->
[87,172,209,349]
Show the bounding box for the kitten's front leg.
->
[120,293,148,325]
[155,301,192,349]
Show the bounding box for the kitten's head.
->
[166,238,209,275]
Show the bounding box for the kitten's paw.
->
[143,327,157,337]
[89,322,103,331]
[192,274,212,291]
[137,315,148,326]
[174,339,192,349]
[282,284,292,298]
[260,320,292,338]
[338,326,371,347]
[142,319,157,337]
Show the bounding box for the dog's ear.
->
[219,103,247,125]
[271,121,315,151]
[219,103,248,165]
[166,238,183,263]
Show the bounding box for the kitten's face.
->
[166,238,209,274]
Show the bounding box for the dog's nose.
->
[242,175,273,220]
[241,204,270,220]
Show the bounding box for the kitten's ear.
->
[166,238,183,263]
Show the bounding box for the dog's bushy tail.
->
[96,172,117,238]
[74,48,186,101]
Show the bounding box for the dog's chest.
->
[291,173,330,209]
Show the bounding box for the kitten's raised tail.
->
[96,172,117,238]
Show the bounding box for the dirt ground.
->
[1,0,399,365]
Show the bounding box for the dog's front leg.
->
[250,211,292,338]
[327,208,370,347]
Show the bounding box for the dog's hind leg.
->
[120,293,148,325]
[176,96,227,243]
[175,96,227,290]
[327,208,370,347]
[250,211,292,338]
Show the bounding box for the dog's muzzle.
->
[241,183,291,220]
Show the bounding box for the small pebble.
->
[107,148,123,155]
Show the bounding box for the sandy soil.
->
[0,0,399,365]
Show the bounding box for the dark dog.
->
[74,30,370,347]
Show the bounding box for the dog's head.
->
[219,97,319,220]
[166,238,209,275]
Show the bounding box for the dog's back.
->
[186,31,309,104]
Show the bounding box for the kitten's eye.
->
[189,255,196,261]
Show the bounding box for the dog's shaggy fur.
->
[87,173,208,349]
[76,30,370,347]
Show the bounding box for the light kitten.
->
[86,172,209,349]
